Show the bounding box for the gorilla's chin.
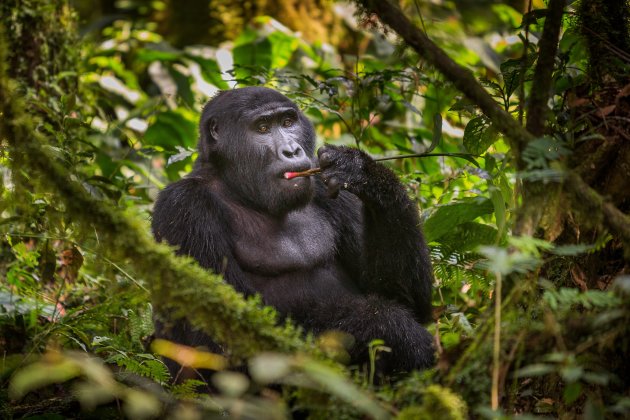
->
[263,176,314,216]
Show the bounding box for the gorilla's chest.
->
[231,205,336,275]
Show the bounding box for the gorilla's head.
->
[196,87,317,216]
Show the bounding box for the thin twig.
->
[286,153,480,178]
[491,271,503,410]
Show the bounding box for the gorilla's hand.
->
[317,145,373,198]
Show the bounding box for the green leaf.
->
[582,371,610,386]
[233,29,272,78]
[449,97,476,113]
[9,359,81,400]
[515,363,555,378]
[441,332,461,348]
[144,110,198,150]
[463,116,499,155]
[550,244,593,256]
[212,371,250,397]
[436,222,498,251]
[268,31,299,69]
[166,146,195,166]
[560,366,584,383]
[249,353,292,384]
[429,113,442,153]
[424,197,494,242]
[489,186,506,242]
[136,45,182,62]
[169,67,195,106]
[185,54,230,90]
[563,382,582,405]
[499,55,534,98]
[299,359,389,420]
[584,399,605,420]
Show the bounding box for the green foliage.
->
[463,116,499,155]
[396,385,467,420]
[424,198,495,243]
[1,0,629,419]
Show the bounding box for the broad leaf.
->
[144,111,198,150]
[436,222,499,251]
[424,197,494,242]
[463,116,499,155]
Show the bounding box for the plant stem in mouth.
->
[283,168,322,179]
[283,152,480,179]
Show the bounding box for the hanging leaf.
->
[185,54,230,90]
[463,116,499,155]
[500,58,522,98]
[428,112,442,153]
[169,66,195,107]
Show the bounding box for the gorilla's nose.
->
[279,141,304,161]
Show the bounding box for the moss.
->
[396,385,467,420]
[0,20,318,363]
[0,0,77,87]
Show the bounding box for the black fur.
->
[152,87,435,378]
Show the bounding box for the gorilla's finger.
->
[317,145,339,168]
[326,177,341,199]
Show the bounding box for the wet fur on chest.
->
[231,204,336,275]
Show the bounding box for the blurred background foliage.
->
[1,0,629,418]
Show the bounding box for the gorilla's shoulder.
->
[152,176,228,243]
[155,176,222,212]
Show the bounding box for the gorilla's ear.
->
[208,118,219,142]
[198,117,219,164]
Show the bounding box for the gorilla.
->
[152,87,435,378]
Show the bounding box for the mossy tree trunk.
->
[1,0,315,367]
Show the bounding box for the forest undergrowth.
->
[1,0,629,418]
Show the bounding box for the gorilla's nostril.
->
[282,146,302,159]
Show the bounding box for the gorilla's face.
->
[197,87,316,215]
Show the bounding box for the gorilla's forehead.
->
[202,87,300,123]
[240,103,297,121]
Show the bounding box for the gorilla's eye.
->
[282,118,294,128]
[257,123,270,133]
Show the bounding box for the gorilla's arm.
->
[151,176,256,296]
[318,146,433,323]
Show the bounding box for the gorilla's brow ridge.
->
[241,104,297,121]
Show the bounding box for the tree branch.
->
[565,172,630,246]
[357,0,630,246]
[0,26,314,360]
[526,0,566,136]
